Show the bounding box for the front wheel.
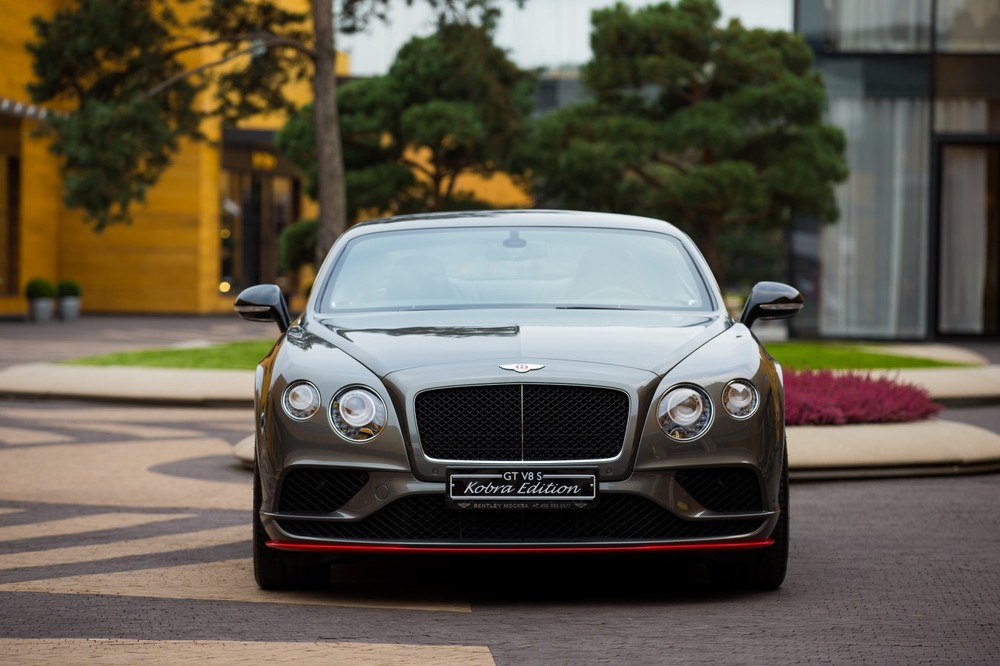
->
[253,464,329,590]
[712,449,789,591]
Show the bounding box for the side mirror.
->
[234,284,291,333]
[739,281,804,329]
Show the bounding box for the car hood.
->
[305,309,729,378]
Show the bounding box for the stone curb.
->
[787,419,1000,480]
[873,366,1000,403]
[0,363,254,407]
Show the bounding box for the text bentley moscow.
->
[235,210,803,591]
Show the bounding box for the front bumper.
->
[259,467,778,551]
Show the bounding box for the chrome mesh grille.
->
[414,384,629,461]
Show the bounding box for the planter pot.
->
[58,296,81,320]
[29,298,55,322]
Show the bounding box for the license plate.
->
[448,469,597,509]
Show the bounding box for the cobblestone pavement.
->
[1,399,999,665]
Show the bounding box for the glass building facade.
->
[794,0,1000,338]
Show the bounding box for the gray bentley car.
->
[235,210,802,591]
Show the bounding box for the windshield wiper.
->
[555,305,642,310]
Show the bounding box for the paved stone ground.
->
[957,341,1000,364]
[942,405,1000,434]
[1,399,998,664]
[0,315,265,369]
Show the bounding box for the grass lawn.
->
[64,339,971,371]
[763,342,968,370]
[64,340,276,370]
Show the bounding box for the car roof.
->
[346,209,687,238]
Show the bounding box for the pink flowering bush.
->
[784,370,940,426]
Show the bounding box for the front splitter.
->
[266,539,774,554]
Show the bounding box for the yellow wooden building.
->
[0,1,530,317]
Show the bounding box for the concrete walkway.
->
[2,315,1000,479]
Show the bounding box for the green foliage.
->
[25,278,56,299]
[27,0,203,230]
[340,0,518,33]
[191,0,313,122]
[27,0,519,232]
[278,218,318,273]
[277,21,535,220]
[56,279,82,298]
[524,0,847,288]
[718,227,786,289]
[27,0,313,229]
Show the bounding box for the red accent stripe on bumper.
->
[266,539,774,554]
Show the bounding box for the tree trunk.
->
[311,0,348,269]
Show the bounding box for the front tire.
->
[712,449,789,591]
[253,464,329,590]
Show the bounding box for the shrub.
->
[784,370,940,426]
[25,277,56,299]
[57,279,82,298]
[278,218,317,274]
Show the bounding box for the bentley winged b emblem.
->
[499,363,545,373]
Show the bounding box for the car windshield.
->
[317,226,714,312]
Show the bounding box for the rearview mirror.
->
[739,282,803,328]
[234,284,291,333]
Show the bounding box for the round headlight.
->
[657,386,713,441]
[282,381,320,420]
[331,388,387,441]
[723,380,759,419]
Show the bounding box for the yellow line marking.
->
[0,559,472,613]
[0,638,494,665]
[0,427,75,446]
[0,508,24,516]
[0,524,246,570]
[0,512,193,543]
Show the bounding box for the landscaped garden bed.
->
[784,370,940,426]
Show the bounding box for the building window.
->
[934,55,1000,132]
[937,0,1000,52]
[0,116,20,297]
[219,172,241,296]
[798,0,932,53]
[938,145,1000,335]
[220,129,303,296]
[219,166,299,293]
[819,98,931,338]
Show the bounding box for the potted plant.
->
[57,279,82,320]
[25,277,56,322]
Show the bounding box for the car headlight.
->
[282,381,321,420]
[722,380,759,419]
[331,387,387,441]
[657,386,713,440]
